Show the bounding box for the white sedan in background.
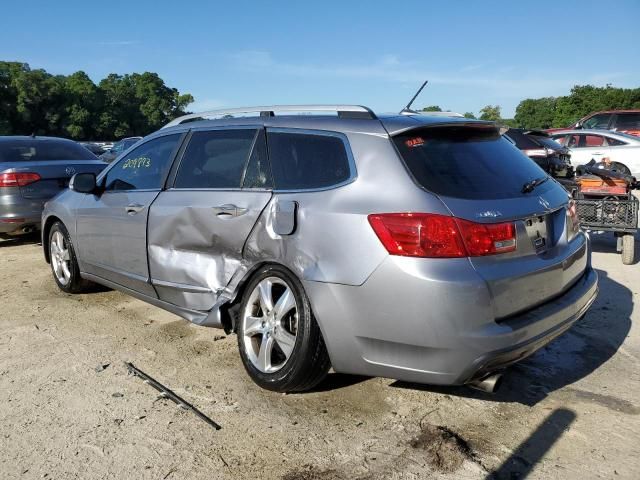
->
[550,129,640,178]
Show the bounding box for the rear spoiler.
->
[393,121,498,137]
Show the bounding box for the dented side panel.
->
[243,132,450,287]
[147,190,272,310]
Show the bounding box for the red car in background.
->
[547,110,640,137]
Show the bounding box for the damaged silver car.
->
[42,105,598,392]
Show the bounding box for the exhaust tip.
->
[468,372,503,394]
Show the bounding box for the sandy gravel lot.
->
[1,231,639,480]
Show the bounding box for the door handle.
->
[126,203,145,215]
[212,204,249,218]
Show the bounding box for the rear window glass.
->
[268,132,351,190]
[505,129,540,150]
[532,136,564,150]
[0,139,98,162]
[393,127,549,199]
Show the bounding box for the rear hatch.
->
[392,124,587,319]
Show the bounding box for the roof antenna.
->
[400,80,428,115]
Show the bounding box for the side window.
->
[174,129,256,189]
[582,114,611,129]
[267,131,352,190]
[606,137,626,147]
[615,113,640,131]
[242,129,272,189]
[567,135,580,147]
[584,135,605,147]
[105,134,181,191]
[551,135,567,146]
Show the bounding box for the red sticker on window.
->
[405,137,425,148]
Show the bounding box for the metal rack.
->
[163,104,377,128]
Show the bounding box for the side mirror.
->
[70,173,97,194]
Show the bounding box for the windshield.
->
[0,139,98,162]
[393,126,550,199]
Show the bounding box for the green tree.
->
[421,105,442,112]
[514,97,556,129]
[12,68,66,135]
[479,105,501,121]
[62,71,101,139]
[0,61,30,134]
[463,112,475,119]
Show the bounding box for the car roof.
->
[584,109,640,115]
[550,129,640,142]
[159,112,493,138]
[0,135,78,143]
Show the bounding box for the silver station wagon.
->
[42,105,598,393]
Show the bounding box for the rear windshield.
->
[531,136,564,150]
[393,126,550,199]
[505,129,540,149]
[0,139,98,162]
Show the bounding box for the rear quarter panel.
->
[243,132,451,286]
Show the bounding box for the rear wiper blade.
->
[522,176,549,193]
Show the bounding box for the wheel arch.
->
[219,261,285,334]
[42,215,63,263]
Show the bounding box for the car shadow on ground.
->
[310,373,371,392]
[0,232,41,248]
[588,229,640,265]
[390,268,632,406]
[484,408,577,479]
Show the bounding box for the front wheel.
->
[49,222,90,293]
[236,265,331,392]
[621,234,635,265]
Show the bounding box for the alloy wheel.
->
[50,230,71,286]
[241,277,298,373]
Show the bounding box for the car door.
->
[147,127,273,311]
[76,132,184,297]
[568,134,610,165]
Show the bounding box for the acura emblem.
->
[476,210,503,218]
[65,166,76,176]
[538,196,550,210]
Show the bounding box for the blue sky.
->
[2,0,639,117]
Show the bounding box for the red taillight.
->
[0,172,41,187]
[368,213,516,258]
[454,218,516,256]
[567,200,580,238]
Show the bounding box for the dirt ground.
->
[1,231,639,480]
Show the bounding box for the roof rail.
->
[162,104,377,128]
[401,110,465,118]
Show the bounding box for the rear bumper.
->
[459,267,598,383]
[0,196,45,234]
[305,249,598,386]
[0,214,42,234]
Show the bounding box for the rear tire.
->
[49,222,90,293]
[621,234,635,265]
[236,265,331,392]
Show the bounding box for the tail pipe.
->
[468,372,503,394]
